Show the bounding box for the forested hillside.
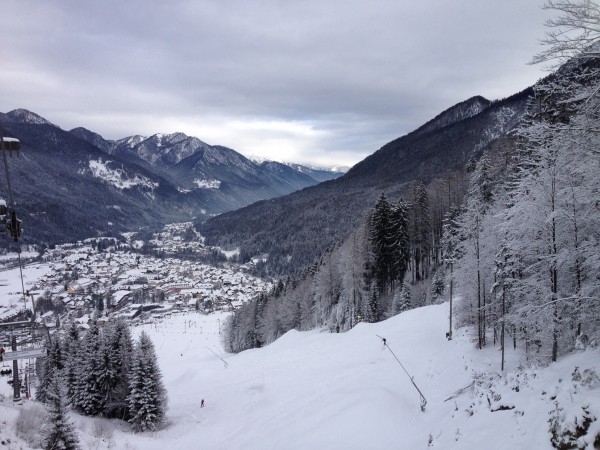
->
[449,54,600,365]
[200,90,531,277]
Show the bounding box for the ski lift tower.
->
[0,124,46,401]
[0,321,46,401]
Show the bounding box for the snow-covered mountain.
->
[74,129,343,206]
[114,132,211,167]
[0,110,205,245]
[284,162,347,182]
[4,108,55,126]
[0,110,346,245]
[412,95,492,138]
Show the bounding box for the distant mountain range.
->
[0,109,344,245]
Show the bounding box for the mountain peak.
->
[149,132,192,146]
[70,127,115,153]
[413,95,491,137]
[5,108,55,126]
[115,135,147,148]
[70,127,106,142]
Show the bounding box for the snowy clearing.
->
[87,159,158,190]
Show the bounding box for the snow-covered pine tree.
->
[441,205,464,339]
[493,240,521,370]
[102,318,134,419]
[366,279,380,323]
[409,182,431,282]
[62,320,80,404]
[72,318,105,415]
[370,192,394,293]
[453,155,497,349]
[430,269,445,302]
[42,373,80,450]
[390,199,410,287]
[128,331,167,432]
[391,281,412,315]
[36,337,64,404]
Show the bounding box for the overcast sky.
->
[1,1,552,167]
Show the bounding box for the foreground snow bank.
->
[131,305,600,449]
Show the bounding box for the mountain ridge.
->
[0,111,342,245]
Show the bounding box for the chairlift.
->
[6,210,21,241]
[0,199,6,228]
[0,137,20,155]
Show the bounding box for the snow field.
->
[120,304,598,449]
[0,302,598,449]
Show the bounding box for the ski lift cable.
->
[205,345,229,368]
[0,121,15,207]
[0,121,28,314]
[376,335,427,411]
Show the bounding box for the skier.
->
[201,399,205,408]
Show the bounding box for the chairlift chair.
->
[0,199,6,228]
[6,210,21,241]
[0,137,20,155]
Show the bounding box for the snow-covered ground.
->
[0,251,39,262]
[1,303,599,449]
[0,263,51,320]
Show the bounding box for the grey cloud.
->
[1,0,551,166]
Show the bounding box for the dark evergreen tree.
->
[94,293,104,314]
[370,192,393,293]
[72,319,105,416]
[366,279,380,323]
[390,199,410,285]
[370,193,411,293]
[409,182,431,282]
[62,321,80,404]
[43,373,80,450]
[102,318,134,419]
[430,269,445,302]
[36,338,64,404]
[128,331,167,432]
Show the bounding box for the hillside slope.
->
[199,89,532,275]
[2,304,597,449]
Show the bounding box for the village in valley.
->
[0,222,271,331]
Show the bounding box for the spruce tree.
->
[72,319,105,415]
[409,182,431,282]
[103,319,134,419]
[128,331,167,432]
[36,338,64,404]
[62,321,80,404]
[390,199,410,285]
[370,192,393,293]
[401,283,412,312]
[43,373,80,450]
[366,279,380,323]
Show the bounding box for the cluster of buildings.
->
[8,223,271,328]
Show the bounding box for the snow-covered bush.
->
[91,418,115,441]
[16,403,48,447]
